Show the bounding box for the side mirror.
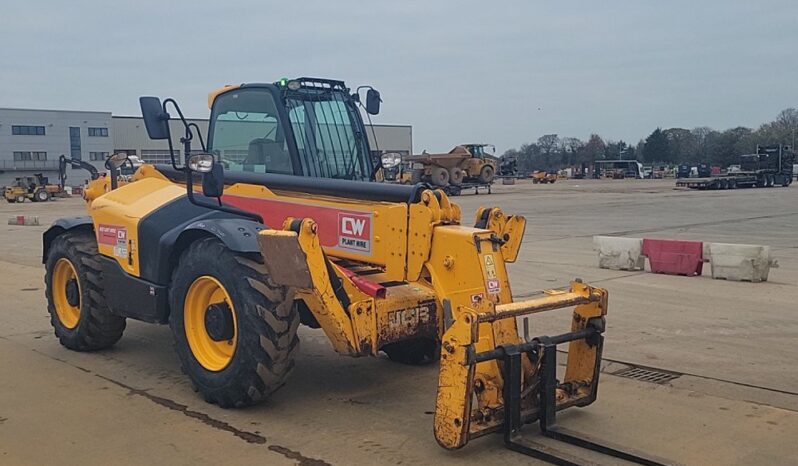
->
[366,89,381,115]
[202,163,225,198]
[188,153,224,198]
[105,152,130,169]
[139,96,171,140]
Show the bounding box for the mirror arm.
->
[188,122,207,152]
[109,165,119,190]
[184,170,263,224]
[162,98,194,171]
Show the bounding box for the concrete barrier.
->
[642,238,704,276]
[593,236,645,271]
[501,177,516,185]
[706,243,778,282]
[8,216,40,226]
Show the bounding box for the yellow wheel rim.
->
[184,275,237,372]
[52,258,81,329]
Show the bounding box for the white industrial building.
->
[0,108,412,186]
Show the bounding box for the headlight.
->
[188,153,215,173]
[381,153,402,168]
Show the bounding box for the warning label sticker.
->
[337,212,372,253]
[98,224,128,258]
[484,255,497,279]
[483,255,500,294]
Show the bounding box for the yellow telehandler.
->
[42,77,659,464]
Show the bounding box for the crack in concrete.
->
[268,445,332,466]
[94,374,268,445]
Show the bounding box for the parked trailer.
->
[676,174,758,190]
[676,145,794,190]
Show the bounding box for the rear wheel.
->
[381,338,438,365]
[45,230,126,350]
[35,190,50,202]
[479,165,495,183]
[448,167,464,186]
[429,166,450,186]
[169,237,299,408]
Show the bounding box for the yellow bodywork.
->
[80,162,608,450]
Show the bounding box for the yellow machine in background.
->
[404,144,498,187]
[41,78,656,463]
[4,173,60,203]
[530,170,557,184]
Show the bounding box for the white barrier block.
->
[593,236,645,271]
[8,216,40,226]
[706,243,778,282]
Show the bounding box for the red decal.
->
[338,213,371,253]
[486,278,501,294]
[221,195,373,255]
[97,224,126,246]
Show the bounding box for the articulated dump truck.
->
[41,78,654,463]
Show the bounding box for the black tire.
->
[410,169,424,184]
[169,237,299,408]
[15,194,26,203]
[448,167,464,186]
[429,166,450,186]
[381,338,438,365]
[479,165,495,183]
[45,230,126,351]
[35,190,50,202]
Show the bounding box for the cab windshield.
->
[208,86,372,180]
[208,88,293,174]
[285,87,371,180]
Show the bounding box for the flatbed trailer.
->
[676,171,791,190]
[443,181,492,196]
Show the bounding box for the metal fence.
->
[0,160,60,171]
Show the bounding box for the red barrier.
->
[642,239,704,276]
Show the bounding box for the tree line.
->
[503,108,798,172]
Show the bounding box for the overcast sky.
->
[1,1,796,153]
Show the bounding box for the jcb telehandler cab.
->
[42,77,657,463]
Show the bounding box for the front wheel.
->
[381,338,438,365]
[15,194,26,203]
[44,230,126,350]
[169,237,299,408]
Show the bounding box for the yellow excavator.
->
[42,77,660,464]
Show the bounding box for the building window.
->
[88,127,109,137]
[114,149,137,155]
[12,125,45,136]
[89,152,109,161]
[141,149,180,164]
[13,151,47,161]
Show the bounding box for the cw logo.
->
[341,216,367,237]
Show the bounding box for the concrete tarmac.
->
[1,178,797,465]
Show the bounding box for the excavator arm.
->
[58,155,100,190]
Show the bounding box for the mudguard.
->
[42,216,93,263]
[178,218,265,254]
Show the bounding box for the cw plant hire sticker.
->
[483,254,500,294]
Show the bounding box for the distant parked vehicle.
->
[593,160,644,179]
[676,145,794,190]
